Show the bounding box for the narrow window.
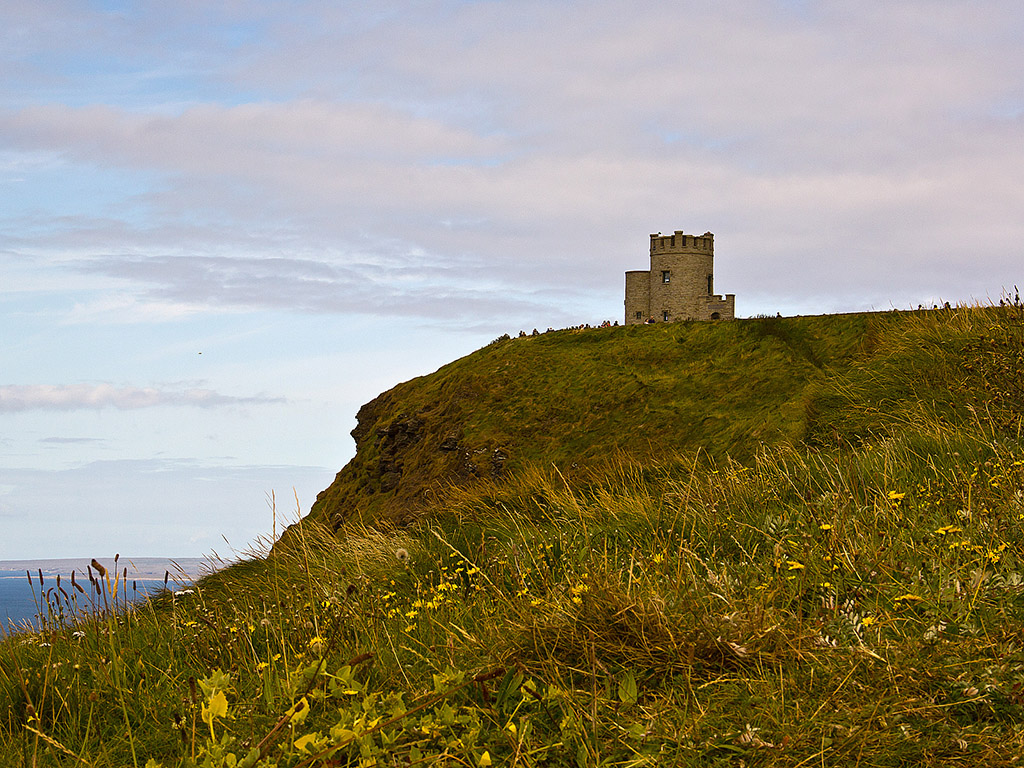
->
[680,235,687,247]
[635,311,643,320]
[662,310,669,322]
[670,235,675,247]
[707,275,713,294]
[662,270,671,284]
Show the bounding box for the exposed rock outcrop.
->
[310,389,509,530]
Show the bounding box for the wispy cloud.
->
[67,252,563,322]
[39,436,105,444]
[0,384,284,412]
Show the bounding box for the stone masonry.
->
[624,230,735,324]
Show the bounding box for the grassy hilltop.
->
[3,304,1024,767]
[307,312,876,529]
[307,307,1015,530]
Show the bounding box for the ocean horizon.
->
[1,556,214,631]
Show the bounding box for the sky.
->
[2,0,1022,559]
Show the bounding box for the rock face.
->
[310,388,509,530]
[375,414,423,491]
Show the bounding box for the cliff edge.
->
[306,313,901,529]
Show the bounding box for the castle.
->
[624,230,735,324]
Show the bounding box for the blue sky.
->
[2,0,1023,558]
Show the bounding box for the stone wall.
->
[624,270,651,324]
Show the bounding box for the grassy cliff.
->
[3,303,1024,767]
[307,306,1019,529]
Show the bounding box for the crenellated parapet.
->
[649,230,714,255]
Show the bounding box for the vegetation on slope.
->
[2,302,1023,767]
[308,311,888,529]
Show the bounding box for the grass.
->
[307,310,882,528]
[306,303,1019,530]
[2,302,1023,765]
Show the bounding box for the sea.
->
[0,557,213,632]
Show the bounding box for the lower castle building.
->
[624,230,735,324]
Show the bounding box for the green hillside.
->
[4,303,1024,767]
[308,306,1020,530]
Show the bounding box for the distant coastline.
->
[0,556,214,580]
[1,556,214,630]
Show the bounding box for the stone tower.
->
[624,230,735,324]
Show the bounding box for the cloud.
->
[67,251,565,322]
[39,436,104,444]
[0,384,285,412]
[0,0,1022,321]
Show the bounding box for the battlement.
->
[650,230,714,255]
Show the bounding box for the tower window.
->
[635,311,643,320]
[680,235,687,247]
[662,310,669,322]
[707,275,713,294]
[661,270,671,283]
